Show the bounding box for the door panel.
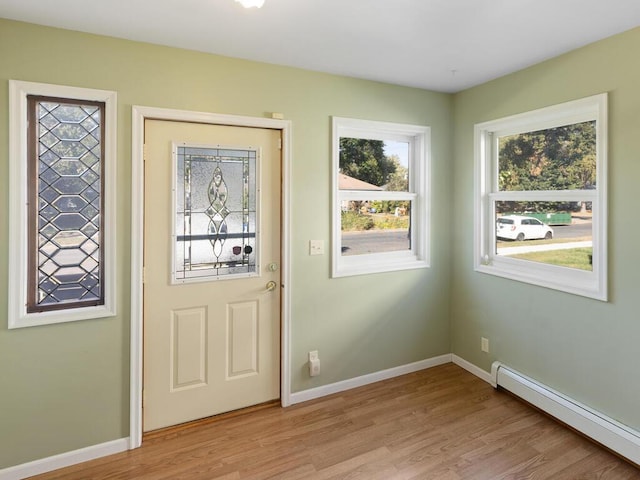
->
[227,301,258,378]
[143,120,281,432]
[170,307,207,390]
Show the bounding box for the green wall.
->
[0,19,452,468]
[451,28,640,431]
[3,15,638,473]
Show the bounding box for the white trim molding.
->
[290,354,452,404]
[451,354,494,385]
[130,106,292,448]
[0,438,128,480]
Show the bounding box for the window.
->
[332,117,430,277]
[8,80,117,328]
[474,94,607,300]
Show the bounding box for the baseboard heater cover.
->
[491,361,640,466]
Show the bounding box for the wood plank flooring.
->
[29,363,640,479]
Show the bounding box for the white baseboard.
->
[289,354,452,405]
[0,437,129,480]
[451,354,493,384]
[492,361,640,467]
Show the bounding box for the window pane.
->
[175,146,257,281]
[341,200,411,256]
[495,200,593,271]
[29,98,104,312]
[339,138,409,192]
[498,121,596,191]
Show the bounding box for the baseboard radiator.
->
[491,361,640,466]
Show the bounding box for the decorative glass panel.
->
[174,145,257,282]
[28,97,104,312]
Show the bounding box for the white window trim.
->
[8,80,117,328]
[332,117,430,277]
[474,94,608,301]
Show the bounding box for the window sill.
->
[475,259,606,301]
[8,304,116,329]
[333,253,429,278]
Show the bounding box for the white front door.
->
[143,119,281,432]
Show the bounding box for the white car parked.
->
[496,215,553,241]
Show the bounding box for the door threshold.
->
[143,399,281,441]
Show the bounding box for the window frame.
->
[8,80,117,328]
[474,94,608,301]
[332,117,430,278]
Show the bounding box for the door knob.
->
[265,280,277,292]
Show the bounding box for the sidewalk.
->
[498,240,592,256]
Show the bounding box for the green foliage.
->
[370,200,410,214]
[497,200,583,215]
[341,211,409,231]
[499,121,596,193]
[365,155,410,214]
[373,214,410,230]
[339,138,397,187]
[384,155,409,192]
[341,211,374,231]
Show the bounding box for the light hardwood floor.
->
[30,363,640,479]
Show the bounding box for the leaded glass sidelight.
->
[174,145,258,282]
[27,96,105,312]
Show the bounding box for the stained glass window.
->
[27,96,105,312]
[174,145,257,282]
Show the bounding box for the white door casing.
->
[130,107,292,447]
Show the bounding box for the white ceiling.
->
[2,0,640,92]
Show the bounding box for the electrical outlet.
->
[308,350,320,376]
[481,337,489,353]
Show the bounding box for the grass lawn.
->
[511,247,593,270]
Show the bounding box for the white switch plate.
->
[309,240,324,255]
[481,337,489,353]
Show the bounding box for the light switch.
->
[309,240,324,255]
